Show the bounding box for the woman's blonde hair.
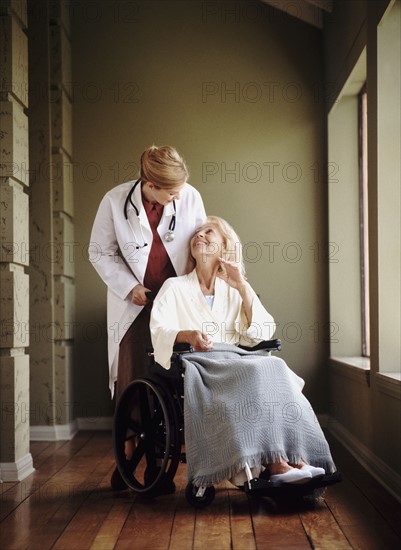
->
[187,215,245,275]
[140,145,189,189]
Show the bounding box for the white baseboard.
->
[30,420,78,441]
[320,414,401,504]
[0,453,35,482]
[29,417,113,441]
[76,416,113,431]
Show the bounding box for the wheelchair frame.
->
[112,339,341,508]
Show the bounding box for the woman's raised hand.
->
[217,258,247,290]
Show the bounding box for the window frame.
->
[358,84,370,358]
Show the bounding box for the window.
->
[328,0,401,381]
[358,86,370,357]
[377,0,401,377]
[328,49,368,365]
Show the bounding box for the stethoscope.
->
[123,179,176,249]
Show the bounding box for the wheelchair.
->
[113,339,341,508]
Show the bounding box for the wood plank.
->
[0,432,112,549]
[326,433,401,538]
[323,472,401,549]
[1,431,400,550]
[228,487,257,550]
[299,499,352,549]
[193,482,231,550]
[324,475,381,525]
[29,440,52,458]
[31,440,73,468]
[0,481,18,497]
[168,463,196,550]
[50,452,117,549]
[90,499,133,550]
[0,432,94,522]
[340,521,401,550]
[114,491,178,549]
[168,494,196,550]
[249,497,310,550]
[46,432,114,548]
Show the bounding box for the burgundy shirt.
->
[143,200,176,293]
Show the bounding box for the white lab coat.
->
[150,269,277,369]
[89,180,206,395]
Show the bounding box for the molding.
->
[30,420,78,441]
[29,417,113,440]
[76,416,113,431]
[375,373,401,400]
[324,415,401,504]
[0,453,35,482]
[330,357,370,386]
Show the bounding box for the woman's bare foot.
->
[290,461,306,469]
[268,460,294,475]
[268,460,313,484]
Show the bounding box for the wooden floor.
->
[1,431,400,550]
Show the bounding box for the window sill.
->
[330,356,370,386]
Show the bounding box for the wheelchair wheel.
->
[185,483,216,508]
[113,378,181,495]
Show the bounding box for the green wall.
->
[72,0,327,417]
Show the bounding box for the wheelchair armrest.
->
[146,343,194,356]
[238,339,282,352]
[172,343,194,354]
[147,340,281,356]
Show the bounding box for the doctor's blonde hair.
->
[187,216,245,275]
[140,145,189,189]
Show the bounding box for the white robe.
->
[150,269,276,370]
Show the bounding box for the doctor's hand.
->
[130,284,152,306]
[175,330,214,352]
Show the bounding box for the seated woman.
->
[150,216,336,487]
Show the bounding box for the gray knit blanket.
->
[181,344,336,487]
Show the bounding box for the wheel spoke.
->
[127,438,146,468]
[125,418,141,434]
[153,437,168,450]
[149,411,166,437]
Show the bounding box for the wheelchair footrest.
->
[244,471,342,497]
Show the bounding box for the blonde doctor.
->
[90,145,206,489]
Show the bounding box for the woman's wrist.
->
[175,330,189,344]
[237,282,253,325]
[236,281,250,295]
[175,330,196,345]
[175,330,213,351]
